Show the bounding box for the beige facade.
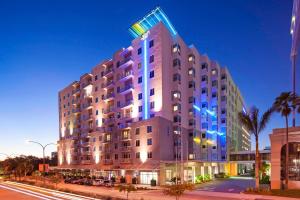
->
[269,127,300,189]
[57,8,249,184]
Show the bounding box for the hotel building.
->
[58,7,250,184]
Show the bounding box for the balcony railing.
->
[120,100,133,109]
[104,107,115,114]
[120,159,132,164]
[104,118,115,124]
[103,68,114,77]
[118,84,134,94]
[118,70,134,81]
[103,159,113,165]
[72,88,80,95]
[82,102,92,109]
[101,81,114,88]
[72,108,81,113]
[104,93,115,100]
[118,122,132,129]
[121,146,131,151]
[118,57,133,68]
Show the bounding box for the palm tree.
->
[238,107,273,189]
[273,92,300,189]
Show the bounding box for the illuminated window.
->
[212,69,217,75]
[172,44,181,54]
[122,130,129,139]
[172,91,181,100]
[106,134,111,142]
[188,54,195,62]
[188,68,195,76]
[173,103,181,111]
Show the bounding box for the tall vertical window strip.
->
[143,38,149,120]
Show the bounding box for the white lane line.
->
[6,181,100,200]
[1,183,64,200]
[0,184,51,200]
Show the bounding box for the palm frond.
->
[258,108,273,133]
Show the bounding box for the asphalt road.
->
[196,177,255,193]
[0,185,41,200]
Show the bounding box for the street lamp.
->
[26,140,56,184]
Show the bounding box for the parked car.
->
[92,179,104,186]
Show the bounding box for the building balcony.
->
[118,57,133,69]
[104,118,115,124]
[101,81,114,89]
[104,93,115,101]
[72,108,81,114]
[104,107,115,114]
[118,84,134,94]
[82,102,92,109]
[72,98,80,105]
[120,146,131,151]
[72,88,80,95]
[103,159,113,165]
[120,100,133,109]
[82,80,92,89]
[120,159,132,164]
[81,160,92,165]
[118,122,132,129]
[103,68,114,77]
[118,70,134,81]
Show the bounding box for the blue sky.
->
[0,0,298,158]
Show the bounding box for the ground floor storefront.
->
[53,161,250,185]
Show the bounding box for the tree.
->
[49,173,63,189]
[238,107,273,189]
[118,184,137,200]
[273,92,300,189]
[163,183,194,200]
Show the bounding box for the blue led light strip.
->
[143,38,149,120]
[193,105,201,112]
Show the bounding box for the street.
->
[196,177,255,193]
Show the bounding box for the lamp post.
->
[26,140,56,184]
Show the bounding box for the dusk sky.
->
[0,0,298,159]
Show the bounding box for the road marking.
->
[5,181,100,200]
[0,184,51,200]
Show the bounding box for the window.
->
[136,152,140,159]
[150,101,155,109]
[95,86,98,92]
[138,106,143,112]
[172,91,181,100]
[173,103,181,112]
[212,69,217,75]
[172,44,181,54]
[138,93,143,100]
[150,88,155,96]
[188,68,195,76]
[136,140,140,147]
[201,88,207,94]
[147,138,152,145]
[149,70,154,78]
[212,92,217,98]
[138,63,142,69]
[135,128,140,135]
[202,145,206,149]
[147,126,152,133]
[173,73,181,82]
[201,75,207,82]
[138,76,142,83]
[221,96,227,102]
[115,154,118,160]
[95,75,98,81]
[188,81,195,88]
[221,109,226,114]
[95,97,99,103]
[173,58,181,67]
[221,74,227,80]
[96,110,98,115]
[221,85,226,91]
[147,152,152,158]
[202,133,206,138]
[138,48,142,55]
[173,115,181,123]
[201,63,208,70]
[150,113,155,118]
[188,96,195,103]
[221,119,226,124]
[212,80,218,87]
[149,40,154,48]
[188,54,195,62]
[149,55,154,63]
